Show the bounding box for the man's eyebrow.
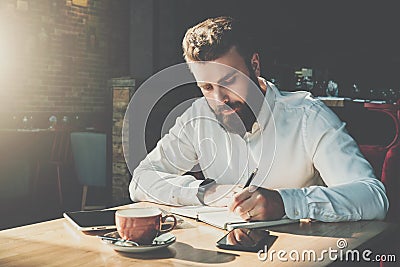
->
[197,70,238,87]
[217,70,237,84]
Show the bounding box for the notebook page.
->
[198,210,245,229]
[170,206,228,219]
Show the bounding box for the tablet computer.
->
[63,210,117,231]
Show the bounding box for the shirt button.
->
[294,210,299,216]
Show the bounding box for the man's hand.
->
[204,184,243,207]
[228,186,285,221]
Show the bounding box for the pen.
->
[244,168,258,188]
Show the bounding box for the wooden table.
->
[0,202,397,266]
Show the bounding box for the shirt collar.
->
[243,78,276,140]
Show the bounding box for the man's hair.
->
[182,16,256,63]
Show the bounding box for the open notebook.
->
[170,206,298,230]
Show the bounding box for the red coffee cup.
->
[115,208,177,245]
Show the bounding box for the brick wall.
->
[110,77,135,204]
[0,0,129,114]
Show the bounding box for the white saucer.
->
[102,231,176,253]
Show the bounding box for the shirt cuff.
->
[176,177,203,205]
[276,188,309,219]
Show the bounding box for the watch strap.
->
[196,178,216,205]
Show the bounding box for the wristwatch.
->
[196,178,216,205]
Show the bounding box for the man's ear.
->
[250,53,261,77]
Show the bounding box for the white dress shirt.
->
[129,80,389,222]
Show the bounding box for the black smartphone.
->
[216,228,275,252]
[63,210,116,231]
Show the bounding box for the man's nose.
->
[213,86,230,104]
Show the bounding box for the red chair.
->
[359,101,400,222]
[381,142,400,222]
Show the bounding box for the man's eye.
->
[202,84,213,91]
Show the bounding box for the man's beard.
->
[212,72,263,137]
[214,98,256,137]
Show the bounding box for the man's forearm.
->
[277,178,389,222]
[129,163,202,206]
